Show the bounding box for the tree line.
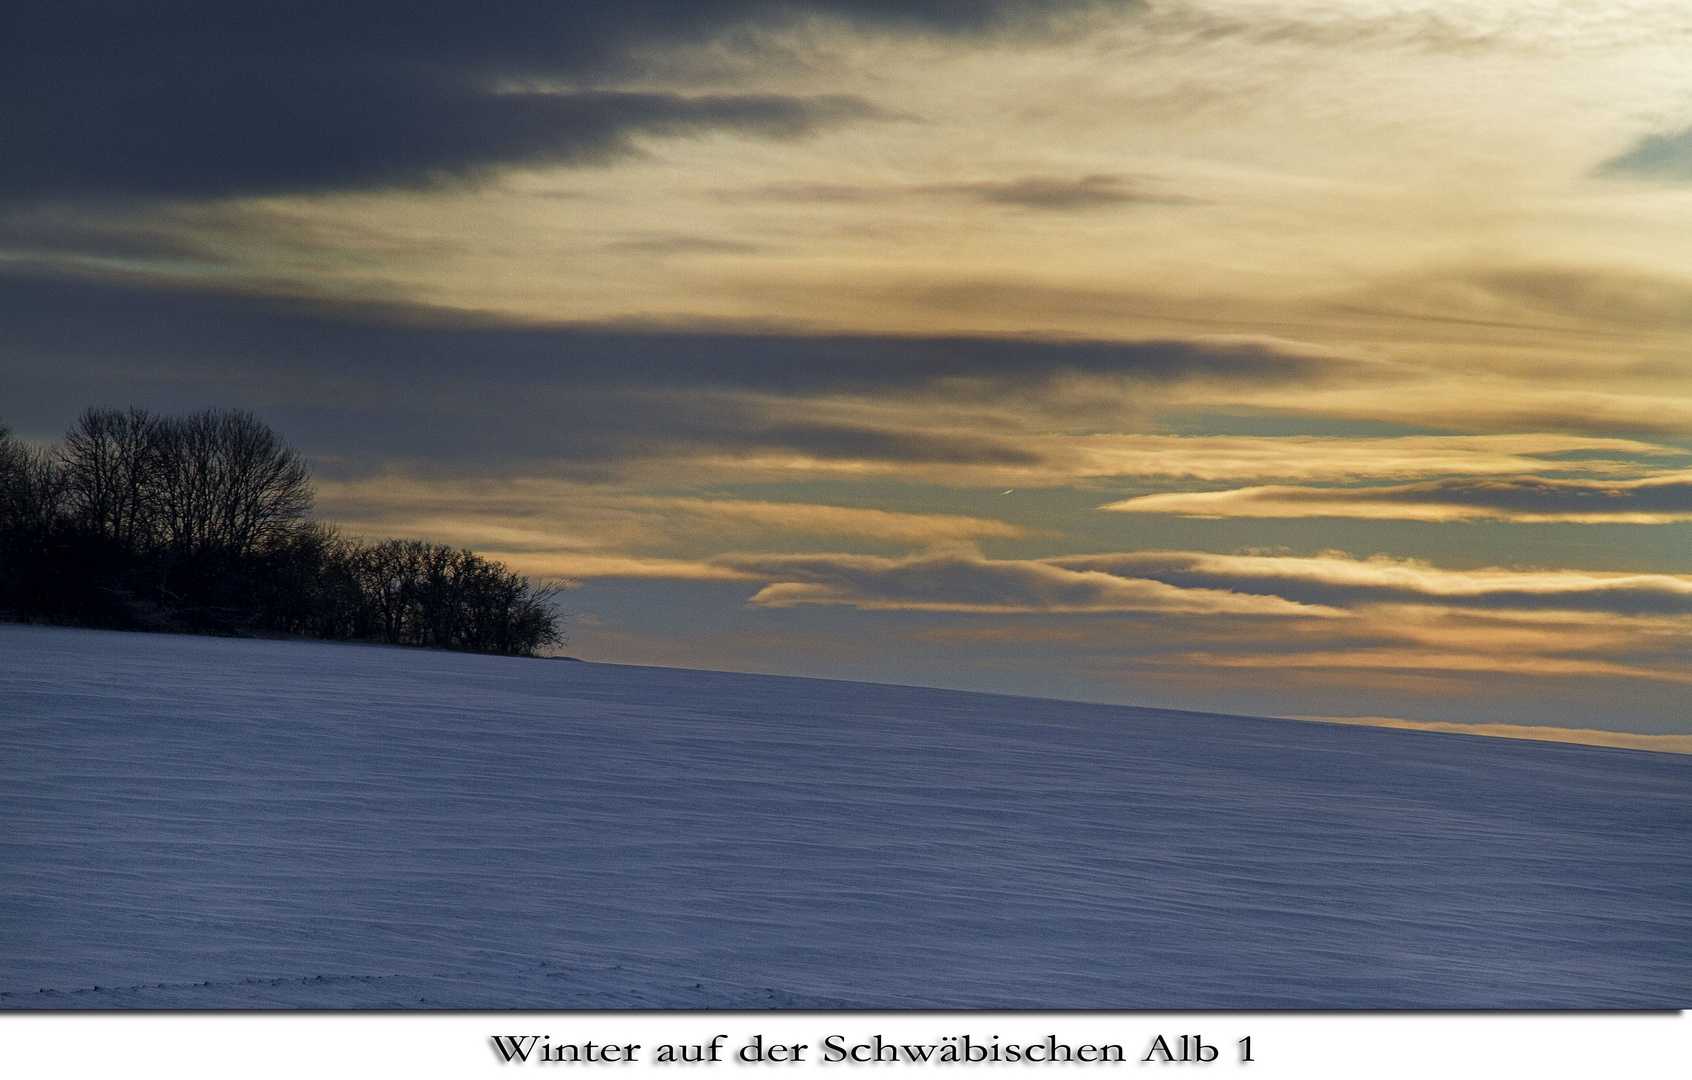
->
[0,407,563,656]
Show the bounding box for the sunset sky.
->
[3,0,1689,732]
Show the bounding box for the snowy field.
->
[1,622,1687,1009]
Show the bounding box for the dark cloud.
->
[1106,475,1692,521]
[1296,475,1692,516]
[604,235,770,255]
[0,1,1130,202]
[0,272,1332,393]
[0,82,885,201]
[731,174,1181,210]
[751,422,1043,465]
[917,174,1173,210]
[0,272,1320,471]
[1600,128,1692,181]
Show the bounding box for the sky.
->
[2,0,1690,733]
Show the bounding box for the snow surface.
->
[1,622,1687,1009]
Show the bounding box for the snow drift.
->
[1,623,1686,1008]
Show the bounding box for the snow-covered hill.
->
[1,623,1686,1008]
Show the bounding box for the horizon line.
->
[1285,715,1692,756]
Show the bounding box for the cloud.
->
[732,181,886,203]
[1333,266,1692,340]
[644,498,1029,543]
[501,554,758,582]
[0,273,1335,392]
[722,551,1339,615]
[1126,0,1623,55]
[1469,268,1692,334]
[0,0,1128,202]
[709,549,1692,620]
[915,174,1176,210]
[535,548,1690,694]
[1600,127,1692,181]
[740,173,1181,211]
[604,235,769,256]
[1061,434,1682,483]
[0,274,1359,468]
[0,86,888,201]
[1052,551,1692,616]
[1101,472,1692,523]
[8,273,1690,492]
[667,429,1687,488]
[315,476,1031,554]
[1172,647,1691,684]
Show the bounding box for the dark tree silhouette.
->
[150,409,313,561]
[343,538,563,653]
[0,409,564,656]
[0,425,74,621]
[62,406,162,554]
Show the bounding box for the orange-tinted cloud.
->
[725,551,1341,615]
[1053,551,1692,615]
[1102,472,1692,523]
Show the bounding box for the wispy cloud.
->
[1,0,1127,201]
[0,275,1343,397]
[648,498,1030,543]
[738,173,1181,211]
[1102,472,1692,523]
[505,554,757,582]
[726,551,1339,615]
[8,275,1684,495]
[1177,648,1689,684]
[546,547,1692,695]
[711,548,1692,619]
[604,234,768,256]
[1052,551,1692,616]
[315,476,1031,552]
[916,174,1181,210]
[1059,434,1682,482]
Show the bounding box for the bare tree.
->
[353,538,419,644]
[340,537,563,654]
[61,407,162,553]
[0,425,73,619]
[7,407,561,654]
[153,409,313,560]
[1,425,65,534]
